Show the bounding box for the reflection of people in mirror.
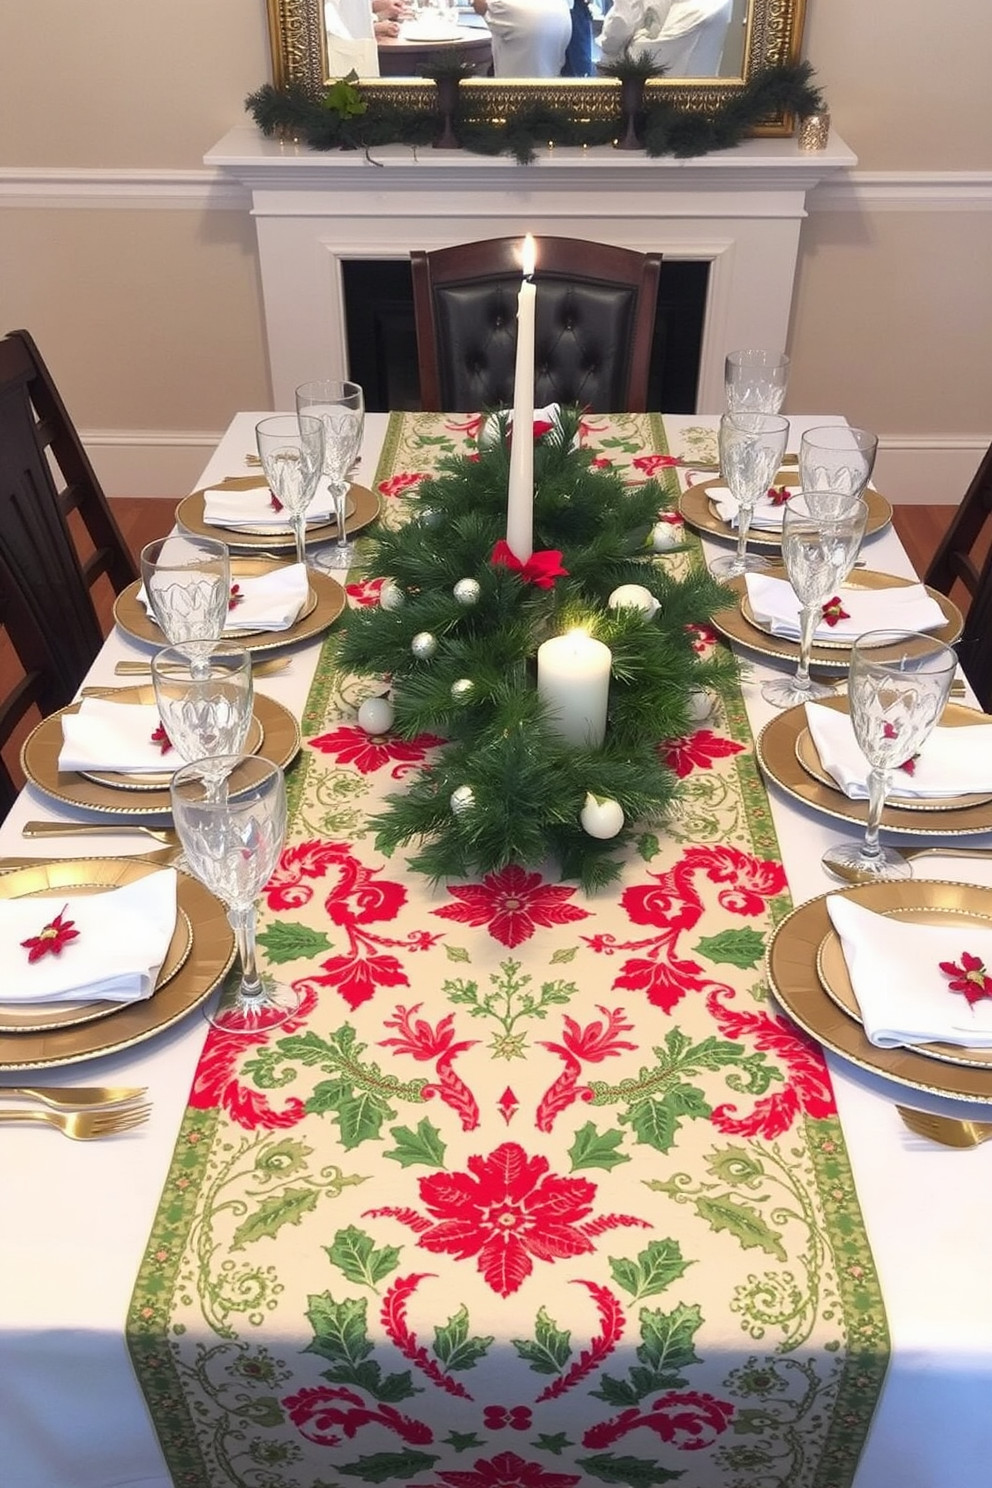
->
[473,0,572,76]
[372,0,411,38]
[598,0,733,75]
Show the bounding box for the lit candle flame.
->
[521,234,536,278]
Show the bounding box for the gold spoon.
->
[824,845,992,886]
[22,821,177,845]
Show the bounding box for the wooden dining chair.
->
[0,328,137,811]
[411,236,662,413]
[924,440,992,603]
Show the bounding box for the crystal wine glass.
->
[821,632,958,883]
[799,425,878,503]
[725,349,790,414]
[255,414,326,568]
[151,643,254,794]
[710,411,790,580]
[171,754,297,1033]
[140,535,230,678]
[761,493,869,709]
[295,380,365,571]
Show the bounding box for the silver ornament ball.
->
[451,678,474,702]
[450,785,475,815]
[453,578,481,606]
[379,580,405,612]
[411,631,438,660]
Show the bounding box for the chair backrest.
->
[412,236,662,413]
[924,441,992,602]
[955,540,992,712]
[0,329,137,810]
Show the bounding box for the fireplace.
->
[205,126,855,412]
[342,259,709,413]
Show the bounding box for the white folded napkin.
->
[745,574,947,642]
[805,701,992,799]
[710,484,798,531]
[826,895,992,1048]
[202,477,336,528]
[138,565,309,634]
[59,697,178,774]
[0,870,178,1005]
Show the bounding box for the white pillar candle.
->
[505,234,536,564]
[537,629,612,748]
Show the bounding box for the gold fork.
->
[897,1105,992,1148]
[0,1104,152,1139]
[0,1085,147,1110]
[22,821,176,845]
[114,655,292,678]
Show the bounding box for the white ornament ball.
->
[652,518,683,551]
[380,580,405,611]
[357,696,395,736]
[411,631,438,660]
[685,687,715,723]
[451,678,474,702]
[453,578,481,606]
[450,785,475,815]
[580,793,625,840]
[608,583,660,618]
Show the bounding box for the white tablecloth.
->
[1,412,990,1488]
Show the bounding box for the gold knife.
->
[113,655,291,678]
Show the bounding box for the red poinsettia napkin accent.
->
[490,540,569,590]
[939,952,992,1006]
[21,905,79,963]
[150,721,173,755]
[229,583,243,610]
[767,485,792,506]
[882,721,917,772]
[269,492,284,512]
[820,596,850,627]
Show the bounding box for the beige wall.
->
[1,0,990,497]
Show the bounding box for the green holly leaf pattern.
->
[608,1239,692,1303]
[309,1075,394,1149]
[568,1121,630,1172]
[230,1186,319,1250]
[339,1452,439,1483]
[327,1226,402,1289]
[576,1452,682,1485]
[550,945,578,964]
[304,1293,418,1402]
[626,1082,710,1152]
[694,926,766,970]
[637,832,661,862]
[433,1306,494,1370]
[382,1118,446,1169]
[256,920,331,965]
[638,1301,703,1375]
[696,1195,787,1260]
[234,1395,285,1427]
[444,944,471,963]
[512,1306,572,1375]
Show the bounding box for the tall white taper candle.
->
[505,234,536,563]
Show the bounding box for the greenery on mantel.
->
[246,60,824,165]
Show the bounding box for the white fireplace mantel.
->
[206,124,856,410]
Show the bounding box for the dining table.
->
[1,408,991,1488]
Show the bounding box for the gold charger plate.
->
[816,897,992,1070]
[74,686,264,791]
[795,699,992,812]
[20,692,301,818]
[0,865,236,1071]
[176,478,380,551]
[679,479,892,550]
[756,695,992,837]
[767,879,992,1102]
[711,571,963,670]
[113,559,345,656]
[0,858,193,1033]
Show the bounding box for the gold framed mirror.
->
[265,0,807,129]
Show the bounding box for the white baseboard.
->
[84,430,988,506]
[873,440,986,506]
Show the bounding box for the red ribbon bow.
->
[490,540,569,590]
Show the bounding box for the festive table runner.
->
[129,413,889,1488]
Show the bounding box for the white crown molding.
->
[2,164,991,212]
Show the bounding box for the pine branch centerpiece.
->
[338,406,736,889]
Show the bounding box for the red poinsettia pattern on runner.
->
[309,724,445,778]
[660,728,745,779]
[424,1453,581,1488]
[433,864,592,948]
[365,1141,650,1296]
[378,472,431,498]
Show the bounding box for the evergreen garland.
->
[246,61,824,165]
[338,408,737,888]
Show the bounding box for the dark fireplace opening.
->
[343,258,709,414]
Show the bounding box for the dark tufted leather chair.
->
[411,237,662,413]
[0,328,137,812]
